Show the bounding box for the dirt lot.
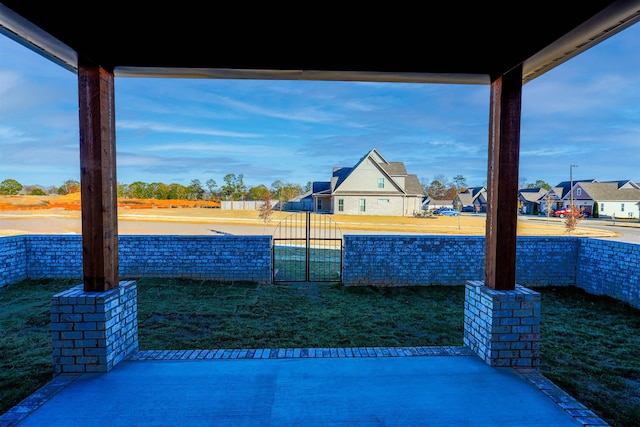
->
[0,194,617,238]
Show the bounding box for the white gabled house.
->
[570,180,640,219]
[311,149,424,216]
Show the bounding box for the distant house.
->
[538,179,640,219]
[423,198,454,211]
[538,179,597,215]
[454,186,487,212]
[281,189,314,211]
[518,188,547,215]
[311,148,424,216]
[570,180,640,219]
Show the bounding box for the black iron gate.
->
[272,212,342,282]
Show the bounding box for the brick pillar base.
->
[464,280,540,368]
[50,281,138,374]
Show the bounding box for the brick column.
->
[464,280,540,368]
[50,281,138,374]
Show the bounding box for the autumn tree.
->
[280,183,303,203]
[542,192,554,219]
[270,180,303,210]
[422,174,459,200]
[257,191,274,224]
[57,179,80,195]
[422,175,448,199]
[564,206,583,234]
[452,175,467,192]
[0,178,23,195]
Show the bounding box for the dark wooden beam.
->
[484,64,523,290]
[78,64,119,292]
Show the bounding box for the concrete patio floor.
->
[1,346,608,427]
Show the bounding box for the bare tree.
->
[564,205,583,234]
[258,191,274,224]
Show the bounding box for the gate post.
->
[305,211,310,282]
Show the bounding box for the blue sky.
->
[1,23,638,191]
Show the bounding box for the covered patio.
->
[2,347,602,426]
[1,1,639,425]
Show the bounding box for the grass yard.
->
[1,278,638,426]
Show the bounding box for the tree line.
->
[420,174,551,200]
[0,175,311,205]
[0,178,80,196]
[1,174,551,202]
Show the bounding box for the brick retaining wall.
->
[0,236,26,286]
[577,239,640,308]
[4,234,272,284]
[118,235,271,282]
[0,234,637,308]
[342,235,579,287]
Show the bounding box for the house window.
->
[338,199,344,212]
[576,188,582,196]
[621,203,625,212]
[378,199,389,204]
[378,178,385,188]
[601,203,605,211]
[316,199,322,210]
[359,199,366,212]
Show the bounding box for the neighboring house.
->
[538,179,597,214]
[282,189,314,211]
[538,179,640,219]
[311,148,424,216]
[423,198,454,211]
[454,186,487,212]
[569,180,640,219]
[518,188,547,215]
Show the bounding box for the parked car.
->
[552,207,589,218]
[434,207,461,216]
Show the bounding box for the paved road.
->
[2,212,638,243]
[210,218,640,244]
[580,221,640,244]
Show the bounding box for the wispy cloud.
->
[117,121,261,138]
[1,24,639,189]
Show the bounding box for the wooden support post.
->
[78,64,119,292]
[484,64,523,291]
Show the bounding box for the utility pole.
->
[570,164,578,210]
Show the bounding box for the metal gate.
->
[272,212,342,282]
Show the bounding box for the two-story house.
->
[311,149,424,216]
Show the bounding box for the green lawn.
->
[1,278,638,426]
